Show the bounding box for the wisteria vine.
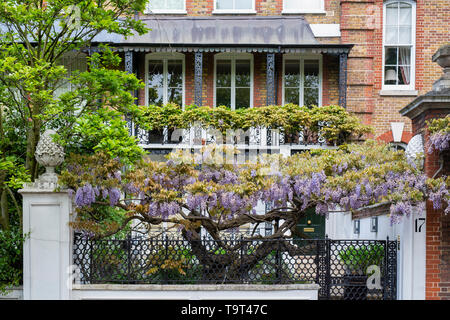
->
[60,141,450,240]
[427,115,450,153]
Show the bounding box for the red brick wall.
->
[340,0,449,143]
[411,109,450,300]
[183,0,339,17]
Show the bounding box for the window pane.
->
[304,87,319,107]
[167,60,182,88]
[284,60,300,88]
[384,66,397,85]
[398,66,410,85]
[304,60,319,88]
[235,60,251,87]
[285,0,322,10]
[235,88,250,109]
[149,0,184,10]
[398,47,411,65]
[216,60,231,87]
[399,3,412,26]
[148,0,165,9]
[148,60,164,105]
[148,87,164,106]
[148,60,164,87]
[216,88,231,107]
[235,0,252,9]
[386,4,398,25]
[385,47,398,65]
[216,0,233,10]
[385,26,398,44]
[168,87,183,105]
[285,88,299,105]
[398,26,412,44]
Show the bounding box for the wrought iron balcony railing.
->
[130,124,337,152]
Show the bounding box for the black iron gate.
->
[73,235,397,300]
[316,238,397,300]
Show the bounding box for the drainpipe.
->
[431,154,444,179]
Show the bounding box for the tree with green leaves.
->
[0,0,149,226]
[0,0,150,292]
[0,0,148,178]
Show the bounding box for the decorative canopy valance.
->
[106,44,353,54]
[89,16,352,54]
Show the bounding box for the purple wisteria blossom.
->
[148,201,180,219]
[125,183,140,194]
[74,183,96,207]
[428,132,450,153]
[390,202,413,224]
[108,188,121,206]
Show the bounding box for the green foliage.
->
[0,0,151,291]
[146,245,202,283]
[0,226,27,294]
[427,115,450,134]
[66,108,146,166]
[338,245,385,275]
[0,155,31,190]
[141,104,372,144]
[0,0,149,180]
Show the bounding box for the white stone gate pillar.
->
[19,129,73,300]
[19,187,73,300]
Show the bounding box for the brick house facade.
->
[92,0,450,299]
[117,0,450,146]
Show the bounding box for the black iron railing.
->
[73,234,397,300]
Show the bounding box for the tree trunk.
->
[0,188,9,230]
[181,229,289,284]
[25,122,41,181]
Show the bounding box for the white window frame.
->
[213,53,254,110]
[282,0,325,14]
[213,0,256,14]
[382,0,416,91]
[282,54,323,107]
[144,0,187,14]
[55,52,87,107]
[144,52,186,108]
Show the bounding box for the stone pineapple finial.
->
[35,129,65,185]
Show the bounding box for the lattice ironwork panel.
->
[73,235,397,300]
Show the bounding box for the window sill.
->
[144,10,187,15]
[212,10,257,15]
[282,10,327,15]
[379,90,418,96]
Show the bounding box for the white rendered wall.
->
[71,284,319,300]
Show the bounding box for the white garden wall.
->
[0,287,23,300]
[71,284,319,300]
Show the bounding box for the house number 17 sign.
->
[415,218,426,233]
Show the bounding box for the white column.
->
[19,187,73,300]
